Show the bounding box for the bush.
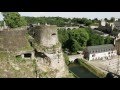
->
[16,55,25,62]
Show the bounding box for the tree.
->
[110,17,115,22]
[94,18,98,21]
[58,29,69,48]
[69,28,89,50]
[98,36,104,45]
[92,18,100,23]
[87,29,105,46]
[104,18,108,22]
[70,39,81,52]
[1,12,27,28]
[104,36,113,44]
[85,19,92,26]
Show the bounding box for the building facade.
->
[115,39,120,55]
[84,44,117,61]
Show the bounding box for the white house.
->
[90,25,99,29]
[84,44,117,61]
[101,19,106,26]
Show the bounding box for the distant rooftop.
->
[86,44,115,54]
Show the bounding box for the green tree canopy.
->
[1,12,27,28]
[104,36,113,44]
[70,39,81,52]
[110,17,115,22]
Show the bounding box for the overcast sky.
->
[0,12,120,20]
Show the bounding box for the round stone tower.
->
[33,25,58,47]
[30,25,70,77]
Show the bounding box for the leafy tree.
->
[104,18,108,22]
[58,28,90,53]
[58,27,113,54]
[104,36,113,44]
[70,39,81,52]
[85,19,92,26]
[2,12,27,28]
[92,18,98,23]
[94,18,98,21]
[87,29,106,46]
[24,16,94,27]
[98,36,104,45]
[110,17,115,22]
[58,29,69,48]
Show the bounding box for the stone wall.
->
[29,25,69,77]
[0,29,32,52]
[0,25,70,78]
[31,25,58,47]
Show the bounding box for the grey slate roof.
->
[110,31,120,36]
[86,44,115,54]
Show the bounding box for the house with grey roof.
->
[84,44,117,61]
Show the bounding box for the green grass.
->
[18,33,33,51]
[15,55,26,62]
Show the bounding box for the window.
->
[92,54,95,57]
[52,33,56,35]
[24,53,31,58]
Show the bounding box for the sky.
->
[0,12,120,20]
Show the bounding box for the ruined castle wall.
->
[32,25,58,47]
[0,29,32,52]
[31,25,69,77]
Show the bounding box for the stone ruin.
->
[0,25,69,77]
[0,27,34,59]
[0,25,57,60]
[29,25,58,47]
